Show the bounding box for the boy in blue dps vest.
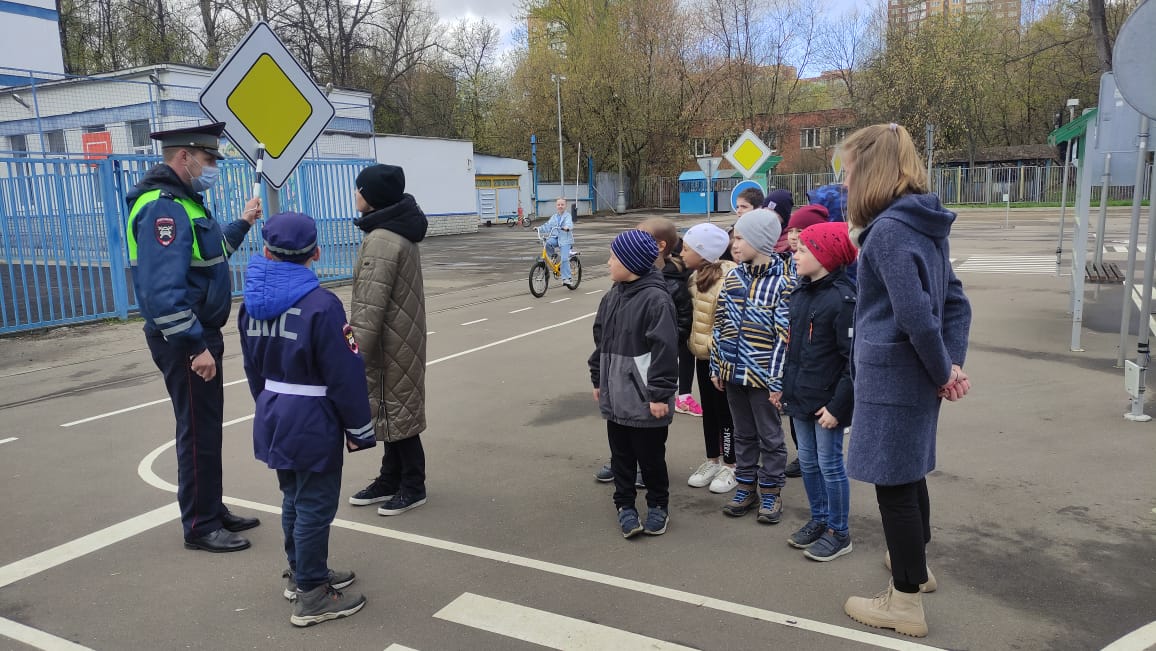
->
[238,212,376,627]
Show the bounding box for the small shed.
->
[679,168,742,214]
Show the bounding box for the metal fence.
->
[637,176,679,209]
[767,164,1154,208]
[0,153,372,334]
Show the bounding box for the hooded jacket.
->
[710,254,796,391]
[126,164,251,354]
[847,193,971,486]
[350,194,429,442]
[588,267,679,428]
[781,269,856,424]
[661,256,693,343]
[238,255,375,472]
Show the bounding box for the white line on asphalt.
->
[0,617,96,650]
[549,298,571,304]
[0,503,179,590]
[460,318,488,326]
[585,289,603,295]
[434,593,695,650]
[428,313,596,367]
[133,440,934,651]
[509,307,533,314]
[383,645,421,651]
[0,437,17,445]
[60,379,249,428]
[427,331,437,335]
[1102,621,1156,651]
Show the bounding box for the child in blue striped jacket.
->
[710,208,796,524]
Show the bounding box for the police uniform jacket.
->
[126,164,251,354]
[238,256,375,472]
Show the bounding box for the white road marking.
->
[1102,621,1156,651]
[60,379,248,428]
[0,437,17,445]
[384,645,421,651]
[955,255,1057,275]
[0,503,179,590]
[435,593,696,649]
[427,313,596,367]
[0,617,96,650]
[550,298,571,304]
[460,318,488,326]
[134,439,935,651]
[509,307,533,314]
[427,331,437,335]
[585,289,603,295]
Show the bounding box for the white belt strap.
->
[265,380,327,397]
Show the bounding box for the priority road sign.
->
[831,150,843,180]
[723,130,772,179]
[199,21,335,188]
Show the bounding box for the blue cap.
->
[262,212,317,262]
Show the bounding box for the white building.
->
[0,0,65,84]
[374,134,479,236]
[474,154,533,223]
[0,64,373,158]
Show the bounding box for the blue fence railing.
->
[0,154,374,334]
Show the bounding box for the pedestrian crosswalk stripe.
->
[1106,244,1148,254]
[956,255,1056,275]
[434,592,697,650]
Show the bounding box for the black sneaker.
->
[643,507,669,535]
[283,568,357,600]
[787,519,827,549]
[785,459,802,478]
[290,585,366,627]
[377,492,427,516]
[803,529,853,562]
[594,463,614,482]
[349,478,396,506]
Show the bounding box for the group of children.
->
[590,185,859,563]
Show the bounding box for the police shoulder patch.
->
[155,217,176,247]
[343,324,359,353]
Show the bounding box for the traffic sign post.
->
[723,130,772,180]
[199,21,336,195]
[697,157,721,222]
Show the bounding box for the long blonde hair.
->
[840,123,929,231]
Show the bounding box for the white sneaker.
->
[709,466,738,493]
[687,460,722,487]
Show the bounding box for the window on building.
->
[84,124,106,134]
[800,128,821,150]
[691,138,710,157]
[45,130,66,153]
[128,120,151,149]
[829,127,849,144]
[8,134,28,156]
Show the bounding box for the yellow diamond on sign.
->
[723,129,773,180]
[733,140,764,171]
[226,54,313,158]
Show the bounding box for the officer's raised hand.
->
[242,197,262,225]
[190,349,217,381]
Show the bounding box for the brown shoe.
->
[844,581,928,638]
[721,483,757,516]
[756,486,783,524]
[884,551,938,593]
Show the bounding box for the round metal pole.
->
[1093,153,1112,268]
[554,75,564,201]
[1119,116,1150,369]
[1129,153,1156,419]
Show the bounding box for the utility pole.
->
[552,74,566,200]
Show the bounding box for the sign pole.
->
[1119,116,1150,370]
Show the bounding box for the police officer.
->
[126,122,262,552]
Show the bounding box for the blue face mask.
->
[187,158,220,192]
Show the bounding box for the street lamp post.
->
[551,74,566,201]
[1056,98,1080,272]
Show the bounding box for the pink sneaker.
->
[675,395,703,417]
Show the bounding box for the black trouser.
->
[876,478,931,594]
[147,327,225,539]
[377,434,426,497]
[607,421,669,510]
[678,341,695,395]
[694,359,734,463]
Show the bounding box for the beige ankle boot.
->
[884,551,938,593]
[844,581,928,637]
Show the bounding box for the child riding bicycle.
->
[541,198,575,287]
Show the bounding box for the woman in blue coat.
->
[838,124,972,638]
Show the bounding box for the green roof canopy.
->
[1049,108,1098,146]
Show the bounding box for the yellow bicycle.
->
[529,227,582,297]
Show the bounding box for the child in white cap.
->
[681,223,740,493]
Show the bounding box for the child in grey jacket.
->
[589,230,679,539]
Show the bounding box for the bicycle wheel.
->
[521,215,533,229]
[507,216,516,228]
[529,261,549,297]
[567,256,583,290]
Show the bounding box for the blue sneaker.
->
[594,463,613,482]
[643,507,669,535]
[787,519,827,549]
[803,529,853,562]
[377,492,427,516]
[618,507,643,538]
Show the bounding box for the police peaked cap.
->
[150,122,227,160]
[262,212,318,261]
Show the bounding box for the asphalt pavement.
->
[0,208,1153,651]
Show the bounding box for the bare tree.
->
[1087,0,1111,72]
